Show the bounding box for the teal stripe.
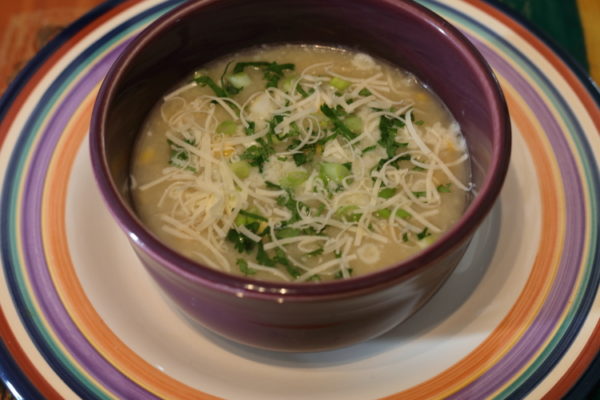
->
[420,1,599,398]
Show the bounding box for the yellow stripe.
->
[577,0,600,83]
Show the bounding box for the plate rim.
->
[0,0,598,398]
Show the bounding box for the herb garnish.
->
[168,138,197,172]
[233,61,295,88]
[320,104,358,141]
[237,259,256,276]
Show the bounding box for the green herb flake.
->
[194,75,229,98]
[275,227,302,239]
[320,104,358,141]
[378,115,407,158]
[274,248,302,278]
[306,248,324,257]
[417,227,432,240]
[256,242,275,267]
[236,259,256,276]
[226,229,256,253]
[244,121,256,136]
[168,138,196,171]
[378,187,397,199]
[395,208,412,219]
[238,209,268,222]
[334,268,353,279]
[329,76,351,91]
[361,145,377,155]
[374,208,391,219]
[437,183,452,193]
[240,144,273,172]
[233,61,295,88]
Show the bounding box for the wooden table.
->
[0,0,104,92]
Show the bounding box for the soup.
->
[131,44,471,282]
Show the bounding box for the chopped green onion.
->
[280,75,297,92]
[378,187,397,199]
[373,208,391,219]
[275,227,302,239]
[335,205,362,222]
[395,208,412,219]
[280,170,309,188]
[343,115,363,134]
[358,88,372,96]
[217,120,237,135]
[319,162,351,185]
[329,76,351,91]
[227,71,251,89]
[230,160,251,179]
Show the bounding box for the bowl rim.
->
[90,0,511,300]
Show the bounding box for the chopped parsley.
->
[167,138,196,172]
[437,183,452,193]
[237,259,256,276]
[240,144,273,172]
[193,75,229,97]
[417,227,432,240]
[320,104,358,141]
[378,115,408,158]
[232,61,295,88]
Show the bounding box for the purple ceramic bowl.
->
[90,0,510,351]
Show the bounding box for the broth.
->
[131,44,471,282]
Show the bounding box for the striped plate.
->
[0,0,598,398]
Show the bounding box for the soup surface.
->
[131,44,471,282]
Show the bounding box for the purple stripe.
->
[21,40,159,399]
[447,36,586,398]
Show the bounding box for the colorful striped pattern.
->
[0,0,598,399]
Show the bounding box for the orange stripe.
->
[382,83,564,399]
[43,89,220,399]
